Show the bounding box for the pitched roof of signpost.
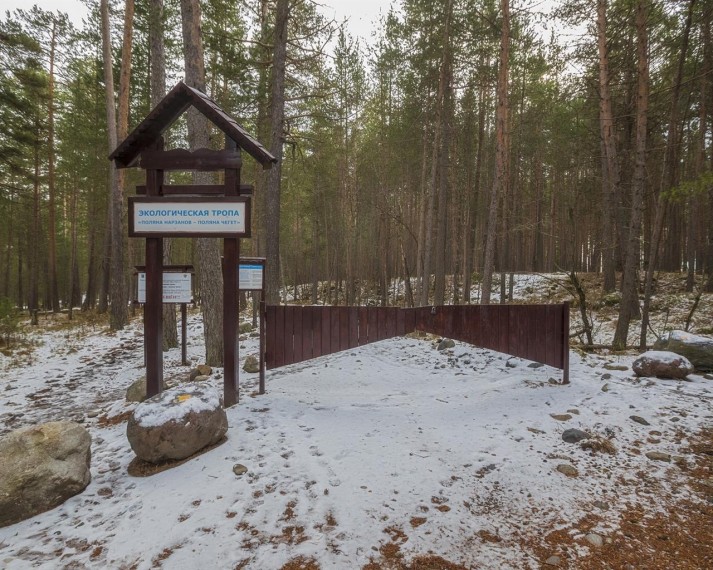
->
[109,81,277,169]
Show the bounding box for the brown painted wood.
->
[348,307,359,348]
[293,306,304,364]
[302,307,314,361]
[140,148,243,171]
[358,307,369,345]
[404,308,416,336]
[396,308,406,337]
[330,307,340,354]
[283,306,295,365]
[321,308,331,357]
[136,183,254,196]
[368,308,378,344]
[223,237,239,406]
[275,306,286,367]
[266,304,276,369]
[145,236,163,398]
[338,307,349,352]
[562,302,570,383]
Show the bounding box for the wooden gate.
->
[265,303,569,382]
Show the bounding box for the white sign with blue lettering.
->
[132,200,246,234]
[239,264,264,290]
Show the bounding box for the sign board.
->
[138,272,192,304]
[129,197,250,238]
[239,258,265,291]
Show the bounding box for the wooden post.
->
[259,298,266,394]
[223,138,241,406]
[181,303,188,366]
[144,145,164,398]
[562,301,570,384]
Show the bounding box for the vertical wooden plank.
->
[265,304,276,369]
[562,302,570,383]
[293,306,304,364]
[368,307,378,344]
[321,307,331,357]
[330,306,340,354]
[498,305,510,357]
[552,304,563,369]
[532,306,547,365]
[275,306,285,368]
[302,307,314,361]
[311,307,323,359]
[283,306,295,365]
[377,307,388,341]
[404,307,416,336]
[348,307,359,348]
[384,308,395,339]
[396,308,406,337]
[544,305,557,368]
[358,307,369,345]
[339,306,350,351]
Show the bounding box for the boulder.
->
[126,376,167,403]
[653,330,713,371]
[239,322,254,334]
[632,350,693,380]
[243,354,260,374]
[127,384,227,463]
[0,421,91,527]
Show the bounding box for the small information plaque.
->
[138,272,192,304]
[239,259,265,291]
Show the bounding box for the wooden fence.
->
[265,303,569,382]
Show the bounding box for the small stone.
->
[196,364,212,376]
[585,533,604,547]
[703,373,713,381]
[601,373,612,380]
[550,414,572,422]
[193,375,210,382]
[646,451,671,462]
[437,339,455,351]
[630,415,650,426]
[548,377,559,385]
[528,362,544,369]
[233,464,248,476]
[601,383,610,392]
[506,359,518,368]
[556,464,578,477]
[562,429,590,444]
[603,363,628,371]
[567,409,580,415]
[593,500,609,510]
[243,354,260,374]
[544,555,561,566]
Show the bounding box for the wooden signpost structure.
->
[110,82,275,407]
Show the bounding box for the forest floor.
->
[0,274,711,569]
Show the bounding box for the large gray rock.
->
[0,421,91,527]
[653,330,713,371]
[127,384,227,463]
[632,350,693,380]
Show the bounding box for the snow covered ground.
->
[0,310,711,569]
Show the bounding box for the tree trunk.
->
[101,0,129,330]
[482,0,509,304]
[47,18,59,312]
[640,0,697,348]
[180,0,224,365]
[597,0,619,293]
[613,0,648,349]
[265,0,289,305]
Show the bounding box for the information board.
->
[129,197,249,237]
[138,272,192,303]
[239,262,264,291]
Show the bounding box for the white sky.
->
[1,0,392,43]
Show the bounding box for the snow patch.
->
[132,384,222,428]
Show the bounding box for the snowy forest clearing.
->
[1,300,712,569]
